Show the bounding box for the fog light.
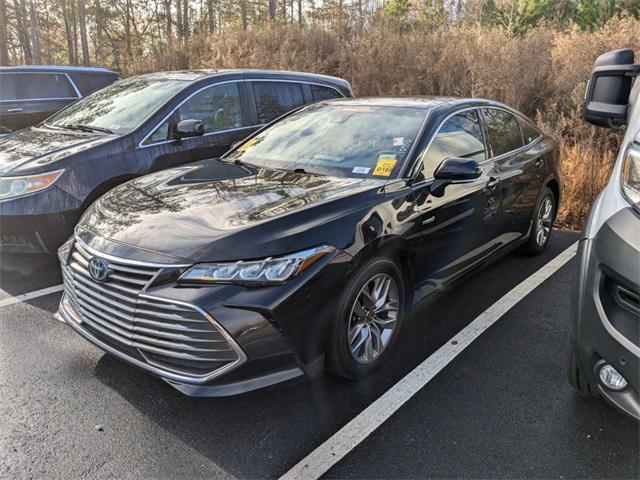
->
[599,364,628,391]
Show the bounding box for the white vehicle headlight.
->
[179,245,335,285]
[621,143,640,209]
[0,169,65,201]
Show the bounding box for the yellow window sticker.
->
[237,138,257,152]
[372,154,398,177]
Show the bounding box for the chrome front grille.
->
[61,239,244,382]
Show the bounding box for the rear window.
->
[311,84,343,101]
[252,81,305,124]
[0,73,77,101]
[519,118,541,144]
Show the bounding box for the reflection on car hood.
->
[80,158,383,262]
[0,126,114,175]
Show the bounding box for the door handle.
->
[534,158,544,168]
[486,176,501,191]
[7,108,23,113]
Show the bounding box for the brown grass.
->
[134,18,640,229]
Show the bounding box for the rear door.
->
[140,80,255,172]
[0,72,78,135]
[481,108,543,239]
[247,80,307,125]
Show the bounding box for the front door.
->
[140,81,257,173]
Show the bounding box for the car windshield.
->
[45,76,188,135]
[225,103,427,179]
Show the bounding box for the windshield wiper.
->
[61,124,114,134]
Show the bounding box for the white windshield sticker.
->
[393,137,404,146]
[352,166,370,174]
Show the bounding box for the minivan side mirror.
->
[430,158,481,198]
[173,119,204,140]
[583,48,640,129]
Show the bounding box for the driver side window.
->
[144,82,244,145]
[415,110,486,180]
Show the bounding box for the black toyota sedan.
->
[0,69,352,253]
[57,97,561,396]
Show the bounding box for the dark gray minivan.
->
[0,66,119,136]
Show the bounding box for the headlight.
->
[179,245,335,285]
[621,143,640,209]
[0,169,65,201]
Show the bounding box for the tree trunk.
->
[182,0,188,40]
[28,0,40,63]
[281,0,286,21]
[78,0,89,65]
[206,0,214,33]
[94,0,103,62]
[0,0,9,65]
[62,0,75,64]
[175,0,182,43]
[163,0,172,40]
[240,0,247,30]
[268,0,276,24]
[297,0,302,27]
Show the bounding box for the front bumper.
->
[571,206,640,420]
[0,187,83,253]
[57,232,350,396]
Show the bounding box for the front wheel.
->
[519,187,556,256]
[327,257,406,380]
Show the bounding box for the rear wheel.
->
[327,257,406,379]
[519,187,555,256]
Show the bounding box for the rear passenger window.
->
[483,108,523,157]
[0,75,19,101]
[519,118,541,144]
[20,73,77,99]
[417,110,486,179]
[253,82,304,124]
[310,84,342,102]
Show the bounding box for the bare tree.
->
[13,0,32,63]
[240,0,247,30]
[175,0,182,42]
[0,0,9,65]
[78,0,89,65]
[268,0,276,24]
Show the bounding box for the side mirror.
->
[173,119,204,140]
[583,48,639,129]
[430,158,481,198]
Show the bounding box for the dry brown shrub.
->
[126,17,640,229]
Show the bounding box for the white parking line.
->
[0,284,64,309]
[280,242,578,480]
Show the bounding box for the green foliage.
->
[481,0,560,33]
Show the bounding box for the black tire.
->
[519,186,556,256]
[327,256,406,380]
[568,343,598,398]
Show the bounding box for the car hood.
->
[79,158,384,262]
[0,126,115,175]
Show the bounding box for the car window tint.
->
[22,73,77,99]
[519,118,541,144]
[417,110,486,179]
[0,74,19,101]
[311,84,342,101]
[177,82,243,133]
[483,108,523,157]
[253,82,305,124]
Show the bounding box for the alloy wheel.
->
[347,273,400,364]
[536,196,553,247]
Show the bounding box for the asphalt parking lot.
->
[0,229,638,480]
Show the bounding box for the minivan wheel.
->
[568,344,598,398]
[327,257,405,380]
[519,187,556,256]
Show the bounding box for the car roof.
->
[323,96,508,110]
[128,69,351,90]
[0,65,117,75]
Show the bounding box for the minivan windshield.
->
[46,76,188,135]
[225,103,426,179]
